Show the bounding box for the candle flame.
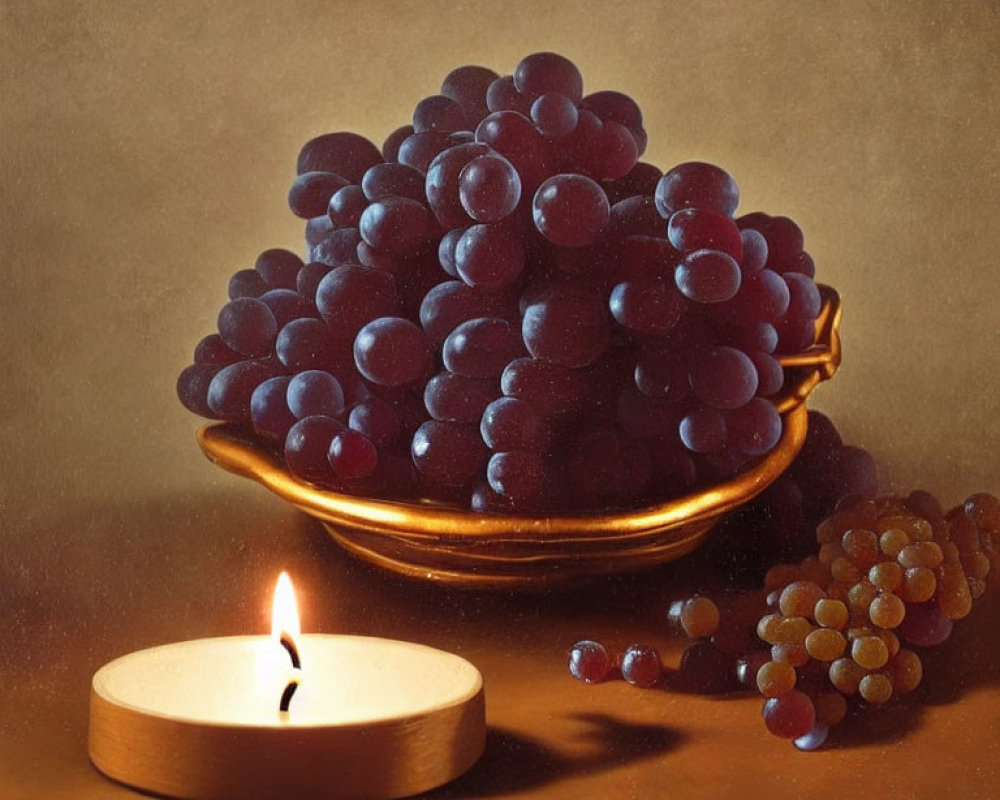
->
[271,571,301,641]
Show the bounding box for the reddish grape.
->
[413,94,467,134]
[437,227,464,277]
[296,132,383,183]
[485,75,532,115]
[424,371,497,423]
[675,249,742,304]
[617,388,684,439]
[667,208,743,261]
[425,142,492,229]
[487,451,548,501]
[411,420,488,486]
[678,641,738,694]
[608,195,663,239]
[348,396,402,448]
[327,429,378,480]
[514,52,584,104]
[284,414,344,484]
[679,407,727,453]
[474,111,552,192]
[501,357,589,419]
[250,376,295,440]
[440,65,499,128]
[568,640,614,684]
[315,265,401,340]
[739,228,769,274]
[217,298,277,358]
[580,90,647,155]
[228,268,268,300]
[775,317,817,354]
[419,280,516,345]
[726,398,782,456]
[522,286,609,368]
[361,162,426,204]
[458,154,522,223]
[382,125,414,162]
[634,350,687,401]
[761,216,804,269]
[455,224,525,290]
[353,317,432,387]
[288,171,350,219]
[762,691,816,739]
[255,249,303,290]
[480,396,546,451]
[443,317,525,379]
[608,235,678,283]
[688,346,759,409]
[286,370,346,420]
[533,173,610,247]
[728,269,791,324]
[784,272,822,319]
[594,121,639,181]
[746,350,784,397]
[655,162,740,218]
[608,279,684,335]
[530,92,579,139]
[602,161,662,204]
[620,644,662,688]
[328,184,368,228]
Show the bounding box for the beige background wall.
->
[1,2,999,797]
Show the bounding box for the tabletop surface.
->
[2,2,1000,799]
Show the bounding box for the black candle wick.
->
[278,631,302,713]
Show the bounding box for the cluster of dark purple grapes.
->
[177,52,826,511]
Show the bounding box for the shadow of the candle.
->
[422,714,685,798]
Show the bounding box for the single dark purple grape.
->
[328,184,368,228]
[790,251,816,278]
[655,162,740,218]
[729,322,779,354]
[217,297,278,358]
[441,65,499,128]
[775,317,817,354]
[522,287,609,368]
[739,228,769,274]
[602,161,662,205]
[259,289,314,329]
[608,279,684,335]
[530,92,579,139]
[228,268,269,300]
[436,227,464,278]
[608,195,663,239]
[315,265,401,340]
[474,110,553,193]
[286,370,345,420]
[557,110,605,177]
[568,640,614,684]
[480,396,546,451]
[284,414,344,484]
[443,317,525,379]
[296,132,383,183]
[609,235,678,283]
[419,280,517,345]
[288,171,350,219]
[834,445,878,500]
[353,317,431,387]
[899,601,954,647]
[455,223,525,290]
[688,346,759,410]
[413,94,468,134]
[487,451,547,501]
[784,272,822,318]
[679,407,727,453]
[486,75,532,115]
[327,429,378,480]
[411,420,488,486]
[580,90,647,155]
[207,359,284,422]
[359,195,434,256]
[500,357,589,419]
[397,131,455,175]
[620,644,662,688]
[255,249,303,290]
[762,691,816,739]
[361,162,426,203]
[458,154,522,223]
[533,173,610,247]
[275,318,348,374]
[513,52,583,104]
[746,350,784,396]
[348,396,401,448]
[424,142,492,228]
[194,334,240,367]
[355,241,402,273]
[593,121,639,181]
[667,208,743,260]
[176,364,220,418]
[675,249,742,303]
[761,216,804,269]
[634,350,687,401]
[677,641,739,694]
[310,227,364,268]
[295,262,332,304]
[794,723,829,752]
[250,376,295,440]
[424,372,497,423]
[382,125,414,162]
[728,269,791,324]
[725,398,782,456]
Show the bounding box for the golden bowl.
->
[198,285,841,589]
